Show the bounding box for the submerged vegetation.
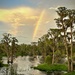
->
[0,7,75,75]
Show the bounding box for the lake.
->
[2,56,46,75]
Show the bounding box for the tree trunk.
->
[7,55,10,64]
[64,31,70,71]
[11,52,13,64]
[32,48,36,58]
[7,49,10,64]
[65,44,70,71]
[52,48,54,64]
[42,48,46,61]
[70,27,73,71]
[11,44,14,64]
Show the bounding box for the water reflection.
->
[2,56,46,75]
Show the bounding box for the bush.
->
[34,63,67,72]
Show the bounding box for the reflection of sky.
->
[0,0,75,44]
[14,56,45,75]
[2,56,46,75]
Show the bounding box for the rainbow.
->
[32,10,45,41]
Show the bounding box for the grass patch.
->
[3,64,9,67]
[64,71,75,75]
[34,63,67,72]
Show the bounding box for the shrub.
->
[34,63,67,72]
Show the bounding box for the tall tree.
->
[1,33,11,64]
[55,7,75,71]
[1,33,18,64]
[67,9,75,71]
[55,7,70,71]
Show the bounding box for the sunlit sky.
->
[0,0,75,44]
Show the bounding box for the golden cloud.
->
[0,7,40,35]
[0,7,56,36]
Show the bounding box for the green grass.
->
[3,64,9,67]
[34,63,67,72]
[64,71,75,75]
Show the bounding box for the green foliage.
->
[0,54,4,67]
[34,63,67,72]
[45,55,52,64]
[0,60,8,67]
[64,71,75,75]
[0,61,3,67]
[3,64,9,67]
[55,50,61,56]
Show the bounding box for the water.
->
[2,56,46,75]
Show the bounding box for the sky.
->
[0,0,75,44]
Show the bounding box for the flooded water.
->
[2,56,46,75]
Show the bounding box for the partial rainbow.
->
[32,10,45,40]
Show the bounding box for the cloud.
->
[0,7,40,35]
[1,7,39,25]
[45,21,50,24]
[49,6,61,10]
[0,6,57,37]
